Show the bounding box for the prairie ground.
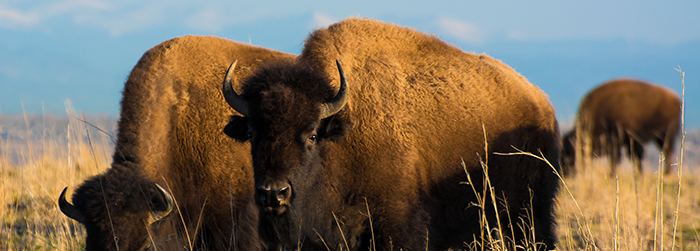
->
[0,112,113,250]
[556,159,700,251]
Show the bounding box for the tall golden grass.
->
[0,105,112,250]
[0,72,695,250]
[556,160,700,250]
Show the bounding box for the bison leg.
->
[658,136,675,175]
[607,135,622,176]
[627,138,644,175]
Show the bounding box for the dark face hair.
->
[223,62,353,218]
[59,164,174,251]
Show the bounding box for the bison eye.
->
[247,132,253,139]
[307,134,317,143]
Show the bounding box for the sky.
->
[1,0,699,128]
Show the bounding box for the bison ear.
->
[319,111,354,142]
[224,116,250,142]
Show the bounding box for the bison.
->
[222,18,561,250]
[562,78,681,175]
[58,35,294,250]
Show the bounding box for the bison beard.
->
[223,18,561,251]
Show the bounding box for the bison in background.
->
[223,18,561,250]
[562,78,681,176]
[58,35,294,250]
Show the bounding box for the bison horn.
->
[222,60,250,117]
[319,60,349,119]
[58,187,86,224]
[148,183,174,224]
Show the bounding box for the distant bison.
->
[222,18,561,250]
[58,35,294,250]
[562,78,681,175]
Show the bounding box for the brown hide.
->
[228,18,561,250]
[59,35,294,250]
[562,78,681,175]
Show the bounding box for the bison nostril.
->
[277,186,291,201]
[256,183,291,207]
[256,186,271,204]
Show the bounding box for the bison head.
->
[561,130,577,175]
[58,163,175,251]
[222,60,352,217]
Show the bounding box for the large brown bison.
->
[562,78,681,175]
[58,35,294,250]
[222,18,561,250]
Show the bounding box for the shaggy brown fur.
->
[225,18,561,250]
[562,78,681,175]
[60,35,294,250]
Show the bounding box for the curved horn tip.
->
[226,60,238,78]
[335,60,347,79]
[58,187,86,223]
[149,183,174,224]
[59,187,68,203]
[222,59,250,117]
[335,60,347,83]
[319,60,349,119]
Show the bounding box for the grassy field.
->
[0,110,115,250]
[1,109,699,250]
[556,160,700,250]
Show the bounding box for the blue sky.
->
[1,0,699,128]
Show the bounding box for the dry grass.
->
[555,159,700,251]
[0,107,112,250]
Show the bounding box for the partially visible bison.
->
[562,78,681,175]
[58,35,294,250]
[223,18,561,250]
